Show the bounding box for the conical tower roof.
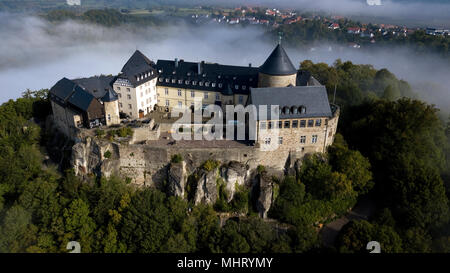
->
[259,44,297,76]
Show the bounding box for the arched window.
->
[282,106,290,115]
[291,106,298,114]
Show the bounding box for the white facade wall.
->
[114,77,157,119]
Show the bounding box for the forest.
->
[0,58,449,253]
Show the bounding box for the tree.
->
[62,199,96,253]
[337,220,402,253]
[328,134,373,195]
[0,205,37,252]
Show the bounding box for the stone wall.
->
[257,72,297,88]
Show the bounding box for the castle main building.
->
[49,43,339,155]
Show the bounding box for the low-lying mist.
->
[0,12,449,114]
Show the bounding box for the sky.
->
[0,12,448,113]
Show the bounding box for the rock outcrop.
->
[220,161,250,202]
[167,161,187,198]
[194,168,219,205]
[256,173,273,219]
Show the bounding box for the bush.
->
[202,159,220,171]
[171,154,183,163]
[103,150,112,159]
[257,165,266,173]
[95,129,105,137]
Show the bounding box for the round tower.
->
[102,89,120,126]
[258,44,297,88]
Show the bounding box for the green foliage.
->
[103,150,112,159]
[257,165,266,173]
[328,134,374,195]
[337,220,403,253]
[95,129,105,138]
[171,154,183,163]
[342,99,450,231]
[202,159,220,172]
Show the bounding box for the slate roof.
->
[250,86,332,120]
[297,70,322,86]
[118,50,158,87]
[49,78,95,112]
[72,75,116,99]
[259,44,297,76]
[101,89,118,102]
[156,59,259,96]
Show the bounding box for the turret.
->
[258,44,297,88]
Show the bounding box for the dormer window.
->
[218,83,223,88]
[199,81,203,86]
[235,85,239,89]
[159,78,163,82]
[212,82,216,87]
[165,78,169,83]
[185,80,190,85]
[299,106,306,114]
[192,81,197,85]
[205,82,210,87]
[178,80,183,84]
[203,73,206,77]
[242,85,246,90]
[187,72,191,76]
[171,79,176,83]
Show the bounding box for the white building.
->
[113,50,158,119]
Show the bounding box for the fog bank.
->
[0,13,448,112]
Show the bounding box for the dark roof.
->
[250,86,332,120]
[49,77,96,112]
[156,59,259,96]
[296,70,322,86]
[72,75,116,99]
[259,44,297,76]
[67,88,95,112]
[102,89,118,102]
[119,50,158,87]
[49,77,83,101]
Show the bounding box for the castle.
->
[49,43,340,179]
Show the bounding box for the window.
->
[107,114,111,121]
[164,88,169,95]
[140,92,143,97]
[129,112,132,116]
[192,81,197,86]
[127,95,131,100]
[204,92,208,99]
[178,80,183,84]
[119,102,122,108]
[308,120,314,127]
[212,83,216,87]
[128,104,132,109]
[165,100,170,106]
[292,120,298,128]
[268,121,273,129]
[300,106,306,114]
[235,85,239,89]
[284,120,290,128]
[238,96,243,104]
[260,122,266,130]
[312,135,318,144]
[300,136,306,144]
[178,101,183,108]
[264,138,271,145]
[205,82,210,87]
[300,120,306,128]
[278,120,283,129]
[178,90,182,96]
[315,119,322,127]
[118,93,122,98]
[199,82,203,86]
[117,86,121,90]
[278,137,283,144]
[215,94,220,100]
[218,83,223,88]
[127,88,130,92]
[190,91,195,97]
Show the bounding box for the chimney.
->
[175,58,179,68]
[198,61,204,75]
[249,63,252,67]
